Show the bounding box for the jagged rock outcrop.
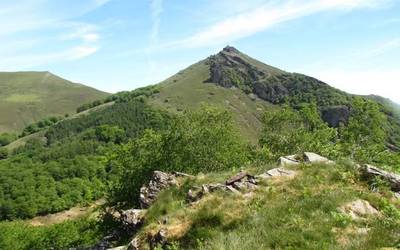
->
[120,209,146,232]
[188,171,258,202]
[321,105,350,127]
[140,171,178,208]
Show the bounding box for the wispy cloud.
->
[145,0,164,82]
[150,0,164,45]
[0,0,110,70]
[170,0,390,48]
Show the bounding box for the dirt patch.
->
[28,199,105,226]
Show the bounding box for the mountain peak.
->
[222,46,240,54]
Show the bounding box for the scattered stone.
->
[394,192,400,199]
[339,199,381,220]
[232,180,257,191]
[303,152,334,164]
[361,164,400,192]
[120,209,145,231]
[140,171,177,208]
[258,168,297,180]
[226,185,241,194]
[278,155,300,167]
[226,171,251,185]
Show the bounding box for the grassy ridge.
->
[0,71,109,133]
[149,61,276,143]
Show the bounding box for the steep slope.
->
[0,71,109,133]
[149,60,275,142]
[149,46,399,148]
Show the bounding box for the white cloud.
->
[313,69,400,103]
[172,0,389,48]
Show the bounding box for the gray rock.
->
[258,168,297,180]
[278,155,300,167]
[140,171,177,208]
[339,199,381,220]
[120,209,145,231]
[226,185,241,194]
[362,164,400,192]
[226,171,250,185]
[303,152,334,164]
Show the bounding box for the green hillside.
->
[0,47,399,249]
[0,71,109,133]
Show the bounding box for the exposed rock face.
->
[253,80,289,104]
[188,172,258,202]
[321,105,350,127]
[339,199,381,220]
[140,171,177,208]
[120,209,145,231]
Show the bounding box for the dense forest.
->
[0,89,170,220]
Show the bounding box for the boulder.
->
[303,152,334,164]
[140,171,177,208]
[361,164,400,192]
[278,155,300,167]
[339,199,381,220]
[120,209,145,231]
[258,168,297,180]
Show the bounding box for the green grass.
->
[133,163,400,250]
[0,71,109,133]
[149,61,277,143]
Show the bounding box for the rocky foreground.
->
[87,152,400,250]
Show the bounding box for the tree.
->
[339,97,388,162]
[259,103,336,159]
[108,106,251,207]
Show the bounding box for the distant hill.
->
[0,71,109,132]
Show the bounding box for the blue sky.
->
[1,0,399,102]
